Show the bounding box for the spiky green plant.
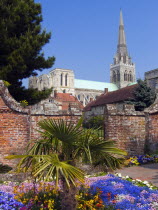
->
[6,118,127,210]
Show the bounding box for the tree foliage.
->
[0,0,55,103]
[83,116,104,129]
[127,79,156,111]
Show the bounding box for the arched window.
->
[61,74,63,86]
[129,71,132,82]
[113,71,116,82]
[117,70,120,82]
[65,74,68,86]
[123,56,126,63]
[63,89,66,93]
[124,70,127,81]
[128,74,130,81]
[78,95,80,100]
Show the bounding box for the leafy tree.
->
[7,119,127,210]
[0,0,55,103]
[127,79,156,111]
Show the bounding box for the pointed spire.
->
[119,9,124,26]
[117,10,128,56]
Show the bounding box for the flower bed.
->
[90,174,158,210]
[125,155,158,166]
[0,174,158,209]
[0,191,24,210]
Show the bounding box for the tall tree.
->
[0,0,55,102]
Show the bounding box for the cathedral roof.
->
[74,79,118,91]
[83,84,138,111]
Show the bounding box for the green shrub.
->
[83,116,104,129]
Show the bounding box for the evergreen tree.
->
[127,79,156,111]
[0,0,55,103]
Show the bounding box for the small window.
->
[113,71,116,82]
[65,74,68,86]
[61,74,63,86]
[124,70,127,81]
[129,71,132,82]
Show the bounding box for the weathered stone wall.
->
[83,105,105,121]
[145,68,158,92]
[104,104,146,156]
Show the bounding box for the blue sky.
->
[24,0,158,87]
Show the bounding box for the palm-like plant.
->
[6,118,127,210]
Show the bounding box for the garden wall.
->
[145,100,158,152]
[0,81,82,167]
[1,79,158,167]
[104,104,146,156]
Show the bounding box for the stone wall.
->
[0,81,82,167]
[83,105,105,120]
[145,68,158,92]
[104,104,146,156]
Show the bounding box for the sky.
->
[23,0,158,87]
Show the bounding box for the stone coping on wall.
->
[0,80,29,114]
[0,80,82,116]
[105,103,145,116]
[144,98,158,114]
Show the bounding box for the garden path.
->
[115,163,158,187]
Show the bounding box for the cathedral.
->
[29,10,136,106]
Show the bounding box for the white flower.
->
[125,175,129,178]
[143,181,149,184]
[136,179,141,182]
[117,173,122,177]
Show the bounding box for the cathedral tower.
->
[110,10,136,89]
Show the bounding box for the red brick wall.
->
[0,96,30,166]
[0,97,80,166]
[0,100,81,167]
[30,115,81,140]
[1,80,158,167]
[104,104,146,156]
[0,81,82,167]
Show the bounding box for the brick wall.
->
[1,79,158,167]
[104,104,146,156]
[30,115,81,140]
[147,114,158,151]
[0,81,81,167]
[145,100,158,152]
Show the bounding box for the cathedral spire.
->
[110,10,136,89]
[117,10,128,56]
